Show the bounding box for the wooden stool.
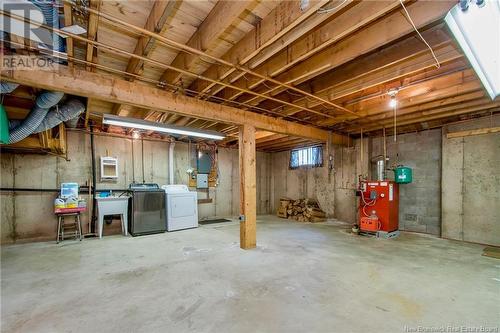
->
[56,212,83,243]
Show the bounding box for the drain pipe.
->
[169,141,175,184]
[90,122,97,234]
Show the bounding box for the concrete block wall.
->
[332,138,369,224]
[269,139,369,224]
[0,131,272,244]
[441,115,500,246]
[370,129,442,236]
[270,148,335,216]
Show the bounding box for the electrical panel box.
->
[100,156,118,180]
[197,151,212,174]
[196,173,208,189]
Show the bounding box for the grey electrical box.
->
[197,173,209,189]
[197,151,212,174]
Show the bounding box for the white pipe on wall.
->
[169,142,175,184]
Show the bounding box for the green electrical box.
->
[0,104,10,144]
[394,166,412,184]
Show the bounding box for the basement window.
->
[289,146,323,169]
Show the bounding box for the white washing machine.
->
[161,185,198,231]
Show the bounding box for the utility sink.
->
[96,196,129,238]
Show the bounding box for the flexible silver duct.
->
[33,99,85,133]
[8,91,64,143]
[30,0,63,52]
[1,82,20,94]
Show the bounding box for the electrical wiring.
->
[398,0,441,69]
[360,190,377,217]
[317,0,350,14]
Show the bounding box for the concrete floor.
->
[1,216,499,333]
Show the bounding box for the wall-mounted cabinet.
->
[100,156,118,180]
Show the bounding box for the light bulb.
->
[132,131,140,139]
[389,97,397,108]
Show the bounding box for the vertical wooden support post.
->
[239,124,257,249]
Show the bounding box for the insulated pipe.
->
[32,99,85,133]
[371,155,386,181]
[169,141,175,185]
[377,160,385,181]
[8,91,64,143]
[0,82,19,94]
[31,0,63,52]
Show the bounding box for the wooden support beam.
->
[218,0,403,102]
[279,28,461,116]
[258,137,314,150]
[225,1,455,108]
[446,127,500,139]
[345,103,500,133]
[271,1,454,85]
[206,0,355,98]
[85,0,101,72]
[334,92,488,129]
[239,124,256,249]
[159,0,251,86]
[1,64,342,142]
[62,2,73,68]
[126,0,178,77]
[116,0,179,116]
[322,70,481,127]
[188,0,330,95]
[245,0,357,71]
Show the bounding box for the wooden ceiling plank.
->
[2,64,346,142]
[344,104,500,133]
[205,0,355,98]
[85,0,101,72]
[126,0,179,77]
[225,1,455,110]
[281,39,462,116]
[63,2,74,68]
[159,0,252,86]
[188,0,330,95]
[60,0,351,117]
[248,24,455,116]
[116,0,179,116]
[446,127,500,139]
[337,94,490,131]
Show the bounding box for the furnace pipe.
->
[169,141,175,185]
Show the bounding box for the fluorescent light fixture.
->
[445,1,500,100]
[103,114,225,140]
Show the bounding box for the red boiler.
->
[358,180,399,235]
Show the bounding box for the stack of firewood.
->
[277,198,327,222]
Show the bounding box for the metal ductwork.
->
[30,0,63,52]
[33,99,85,133]
[8,91,64,144]
[1,82,20,94]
